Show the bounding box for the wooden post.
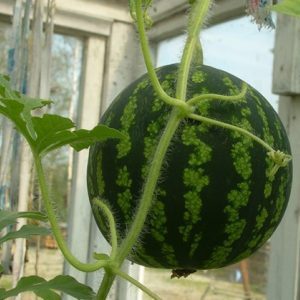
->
[267,14,300,300]
[240,259,252,300]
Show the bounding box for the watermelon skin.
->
[87,64,292,270]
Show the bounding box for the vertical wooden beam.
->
[267,14,300,300]
[272,16,300,95]
[101,21,145,112]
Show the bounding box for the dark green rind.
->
[87,64,292,270]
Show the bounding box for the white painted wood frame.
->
[1,1,299,299]
[267,14,300,300]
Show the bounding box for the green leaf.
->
[32,114,124,155]
[69,126,125,151]
[0,97,51,139]
[0,224,50,245]
[0,74,18,98]
[0,210,48,232]
[0,275,96,300]
[0,75,122,157]
[34,289,60,300]
[271,0,300,17]
[0,74,52,141]
[0,264,4,273]
[0,276,46,299]
[41,275,96,299]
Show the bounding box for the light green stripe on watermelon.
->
[149,192,167,242]
[231,139,253,180]
[256,179,287,252]
[116,95,137,158]
[249,88,274,146]
[209,183,250,266]
[96,152,105,195]
[256,207,269,230]
[179,124,211,244]
[274,119,284,143]
[116,80,148,159]
[103,111,114,127]
[116,166,132,222]
[247,177,288,255]
[161,244,178,266]
[148,188,178,266]
[250,87,276,197]
[194,99,211,117]
[189,233,203,258]
[191,70,206,83]
[134,244,163,268]
[273,176,289,224]
[248,206,271,248]
[142,107,170,179]
[222,77,246,103]
[209,115,253,266]
[152,95,165,112]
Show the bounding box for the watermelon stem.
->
[187,82,248,106]
[176,0,212,101]
[267,150,292,179]
[116,109,182,263]
[188,112,274,151]
[92,198,118,258]
[33,153,108,272]
[113,268,162,300]
[133,0,192,115]
[96,109,182,299]
[188,112,292,175]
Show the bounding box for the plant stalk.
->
[117,109,181,262]
[187,82,248,105]
[188,113,274,152]
[176,0,212,100]
[33,153,107,272]
[93,198,118,258]
[134,0,190,114]
[114,268,162,300]
[96,269,116,300]
[96,109,182,298]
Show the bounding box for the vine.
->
[0,0,296,299]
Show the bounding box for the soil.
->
[143,268,265,300]
[0,247,266,300]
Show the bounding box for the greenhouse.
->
[0,0,299,299]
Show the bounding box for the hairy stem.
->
[188,113,274,152]
[34,154,107,272]
[93,198,118,258]
[95,110,182,297]
[116,109,181,263]
[176,0,212,100]
[187,82,248,105]
[96,269,116,300]
[134,0,191,113]
[114,268,162,300]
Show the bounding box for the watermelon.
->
[87,64,292,271]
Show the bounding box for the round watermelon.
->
[87,64,292,271]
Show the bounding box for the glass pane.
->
[42,34,83,222]
[0,21,84,283]
[0,22,12,148]
[0,22,10,73]
[144,16,277,300]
